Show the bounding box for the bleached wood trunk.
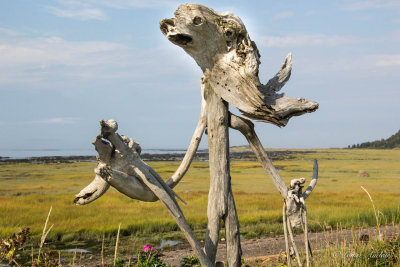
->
[204,85,241,265]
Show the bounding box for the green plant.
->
[180,255,201,267]
[0,227,30,265]
[136,245,164,267]
[115,257,128,267]
[240,258,250,267]
[32,250,59,267]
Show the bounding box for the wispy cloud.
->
[256,34,358,48]
[0,29,126,85]
[271,11,294,21]
[29,117,80,124]
[46,6,107,20]
[0,37,123,66]
[374,54,400,67]
[93,0,179,9]
[293,52,400,78]
[0,27,199,88]
[343,0,400,11]
[45,0,178,20]
[0,27,27,37]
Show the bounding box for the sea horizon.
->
[0,148,195,159]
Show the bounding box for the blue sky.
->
[1,0,399,153]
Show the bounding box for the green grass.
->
[0,149,400,255]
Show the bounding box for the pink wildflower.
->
[143,245,155,252]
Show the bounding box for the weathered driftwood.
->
[160,4,318,127]
[75,120,213,267]
[166,80,208,188]
[283,161,318,267]
[160,3,318,266]
[229,114,288,198]
[229,113,318,267]
[75,3,319,266]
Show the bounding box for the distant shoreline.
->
[0,150,314,164]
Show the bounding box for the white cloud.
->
[256,34,358,48]
[0,32,128,85]
[0,27,199,88]
[271,11,294,21]
[0,36,124,67]
[343,0,400,11]
[46,6,107,20]
[45,0,179,20]
[291,52,400,78]
[373,54,400,67]
[0,27,27,37]
[29,117,80,124]
[93,0,179,9]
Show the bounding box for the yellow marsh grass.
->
[0,149,399,243]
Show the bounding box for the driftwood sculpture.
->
[75,120,214,266]
[160,3,318,266]
[76,3,319,267]
[283,162,318,267]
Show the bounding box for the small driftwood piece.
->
[75,120,213,267]
[229,113,318,267]
[282,162,318,267]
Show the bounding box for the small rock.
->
[360,234,369,243]
[358,170,369,177]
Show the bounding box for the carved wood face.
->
[160,3,256,71]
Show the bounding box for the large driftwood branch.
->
[229,113,288,198]
[229,113,318,266]
[75,120,213,267]
[166,79,208,188]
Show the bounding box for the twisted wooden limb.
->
[230,114,318,266]
[283,202,292,267]
[167,80,208,188]
[301,198,310,267]
[74,133,114,205]
[229,113,288,198]
[303,159,318,200]
[75,120,213,267]
[74,174,110,205]
[286,210,302,267]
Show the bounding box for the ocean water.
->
[0,148,189,159]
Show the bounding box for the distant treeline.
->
[348,129,400,149]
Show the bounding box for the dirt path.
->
[77,225,400,266]
[160,225,400,266]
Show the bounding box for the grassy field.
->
[1,148,400,257]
